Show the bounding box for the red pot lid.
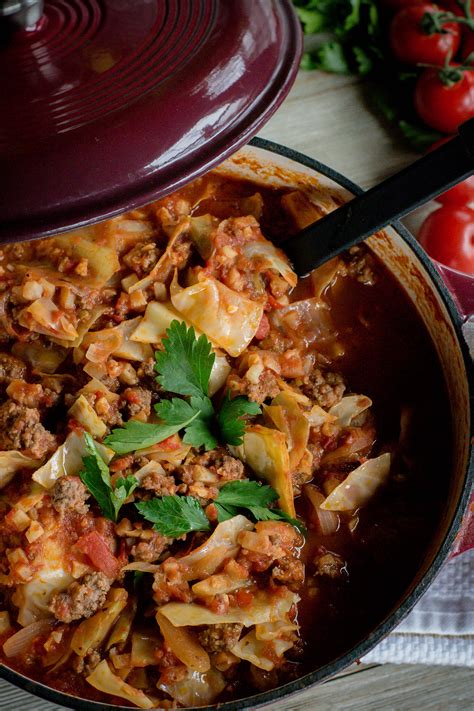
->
[0,0,301,243]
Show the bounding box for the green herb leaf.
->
[80,433,137,521]
[216,480,278,509]
[136,496,211,537]
[398,120,443,152]
[295,6,326,34]
[155,397,198,425]
[214,480,305,533]
[183,397,218,450]
[80,433,115,520]
[247,506,307,535]
[217,393,261,446]
[353,45,372,75]
[104,417,198,455]
[315,41,350,74]
[155,320,215,398]
[111,475,139,520]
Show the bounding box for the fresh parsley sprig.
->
[155,319,215,398]
[79,433,138,521]
[104,321,260,455]
[136,480,304,538]
[135,496,211,538]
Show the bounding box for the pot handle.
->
[450,492,474,558]
[435,262,474,323]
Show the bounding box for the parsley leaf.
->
[315,41,350,74]
[156,395,218,450]
[155,320,215,398]
[112,475,139,519]
[104,416,198,455]
[214,480,305,534]
[108,323,259,455]
[216,480,278,509]
[246,506,307,535]
[217,393,261,446]
[79,433,137,521]
[155,397,197,425]
[136,496,210,537]
[398,120,443,152]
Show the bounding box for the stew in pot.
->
[0,170,451,708]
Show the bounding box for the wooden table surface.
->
[0,68,471,711]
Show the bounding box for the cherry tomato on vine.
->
[418,205,474,274]
[430,137,474,205]
[415,66,474,132]
[389,4,461,65]
[461,27,474,59]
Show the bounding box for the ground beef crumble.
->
[0,400,57,458]
[49,572,111,623]
[300,368,345,409]
[0,353,27,387]
[52,476,90,515]
[198,623,243,653]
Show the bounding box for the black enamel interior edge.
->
[0,137,472,711]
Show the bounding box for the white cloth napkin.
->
[362,549,474,667]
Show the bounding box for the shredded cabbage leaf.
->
[158,667,225,707]
[231,629,294,671]
[328,394,372,427]
[170,272,263,357]
[178,515,253,581]
[87,660,154,709]
[0,451,40,489]
[321,453,391,511]
[231,425,295,517]
[158,589,298,627]
[32,432,113,490]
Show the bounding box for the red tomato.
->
[415,66,474,132]
[76,531,120,578]
[418,205,474,274]
[389,4,461,65]
[430,137,474,205]
[461,27,474,59]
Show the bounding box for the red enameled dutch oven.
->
[0,1,472,710]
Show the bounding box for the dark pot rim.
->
[1,137,472,711]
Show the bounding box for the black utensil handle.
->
[284,118,474,276]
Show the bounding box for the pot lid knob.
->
[0,0,44,29]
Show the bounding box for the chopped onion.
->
[303,484,340,535]
[3,619,52,658]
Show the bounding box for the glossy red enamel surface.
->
[0,0,302,242]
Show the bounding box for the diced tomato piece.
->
[76,531,120,578]
[235,589,253,608]
[153,434,181,452]
[255,314,270,340]
[109,455,134,473]
[67,418,85,435]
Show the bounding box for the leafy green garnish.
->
[398,121,444,153]
[215,481,305,533]
[79,433,138,520]
[155,320,215,399]
[217,393,261,446]
[136,495,211,538]
[104,415,199,455]
[134,480,305,539]
[104,322,260,454]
